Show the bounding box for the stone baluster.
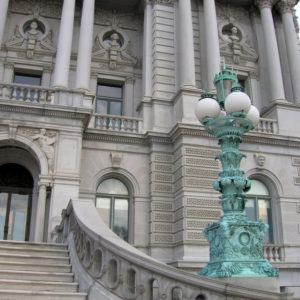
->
[52,0,76,88]
[75,0,95,91]
[255,0,286,102]
[277,0,300,103]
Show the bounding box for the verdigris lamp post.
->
[195,65,278,278]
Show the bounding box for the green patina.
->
[198,66,278,278]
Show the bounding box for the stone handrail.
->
[0,82,54,103]
[55,199,288,300]
[254,118,278,134]
[93,113,143,133]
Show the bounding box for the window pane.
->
[113,198,128,241]
[96,99,108,114]
[9,194,28,241]
[97,179,128,195]
[0,193,8,240]
[97,85,122,99]
[245,198,256,220]
[258,199,272,243]
[96,197,111,227]
[110,101,122,116]
[14,74,41,86]
[246,180,269,196]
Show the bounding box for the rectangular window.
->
[14,73,41,86]
[96,83,123,116]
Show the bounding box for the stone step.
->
[0,240,68,251]
[0,289,87,300]
[0,261,72,272]
[0,253,69,265]
[0,245,69,257]
[0,270,74,282]
[0,279,78,292]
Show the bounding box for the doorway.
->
[0,164,33,241]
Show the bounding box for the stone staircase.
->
[0,240,87,299]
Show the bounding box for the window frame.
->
[245,179,274,244]
[95,178,130,242]
[96,83,124,116]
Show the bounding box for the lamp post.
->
[195,65,278,278]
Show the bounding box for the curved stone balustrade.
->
[56,199,287,300]
[0,83,53,103]
[93,113,143,133]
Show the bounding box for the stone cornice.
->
[151,0,174,6]
[169,123,300,149]
[0,100,92,128]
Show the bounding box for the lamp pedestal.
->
[198,116,278,278]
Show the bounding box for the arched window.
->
[96,178,129,241]
[245,179,273,243]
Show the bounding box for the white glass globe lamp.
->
[224,87,251,114]
[246,105,260,126]
[195,95,221,124]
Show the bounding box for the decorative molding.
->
[277,0,297,14]
[151,0,174,5]
[254,0,277,10]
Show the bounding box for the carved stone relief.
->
[6,15,55,58]
[9,0,62,19]
[18,127,57,174]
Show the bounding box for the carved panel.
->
[152,202,173,211]
[185,167,219,178]
[174,208,184,221]
[292,157,300,166]
[185,147,219,158]
[154,153,173,163]
[187,231,205,241]
[153,234,173,243]
[154,163,173,173]
[186,198,220,208]
[185,157,219,168]
[186,220,210,229]
[153,212,173,222]
[154,223,173,233]
[185,178,214,189]
[154,173,173,183]
[186,208,221,219]
[153,183,173,193]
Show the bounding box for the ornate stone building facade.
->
[0,0,299,298]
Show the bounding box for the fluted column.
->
[75,0,95,91]
[0,0,9,46]
[142,1,153,98]
[177,0,196,87]
[34,183,47,242]
[278,0,300,103]
[203,0,220,90]
[255,0,285,102]
[52,0,76,88]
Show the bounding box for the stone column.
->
[75,0,95,91]
[34,183,47,242]
[278,0,300,103]
[203,0,220,90]
[255,0,285,102]
[177,0,196,87]
[52,0,76,88]
[0,0,9,46]
[142,1,153,98]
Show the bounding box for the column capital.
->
[277,0,297,14]
[151,0,174,6]
[254,0,277,10]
